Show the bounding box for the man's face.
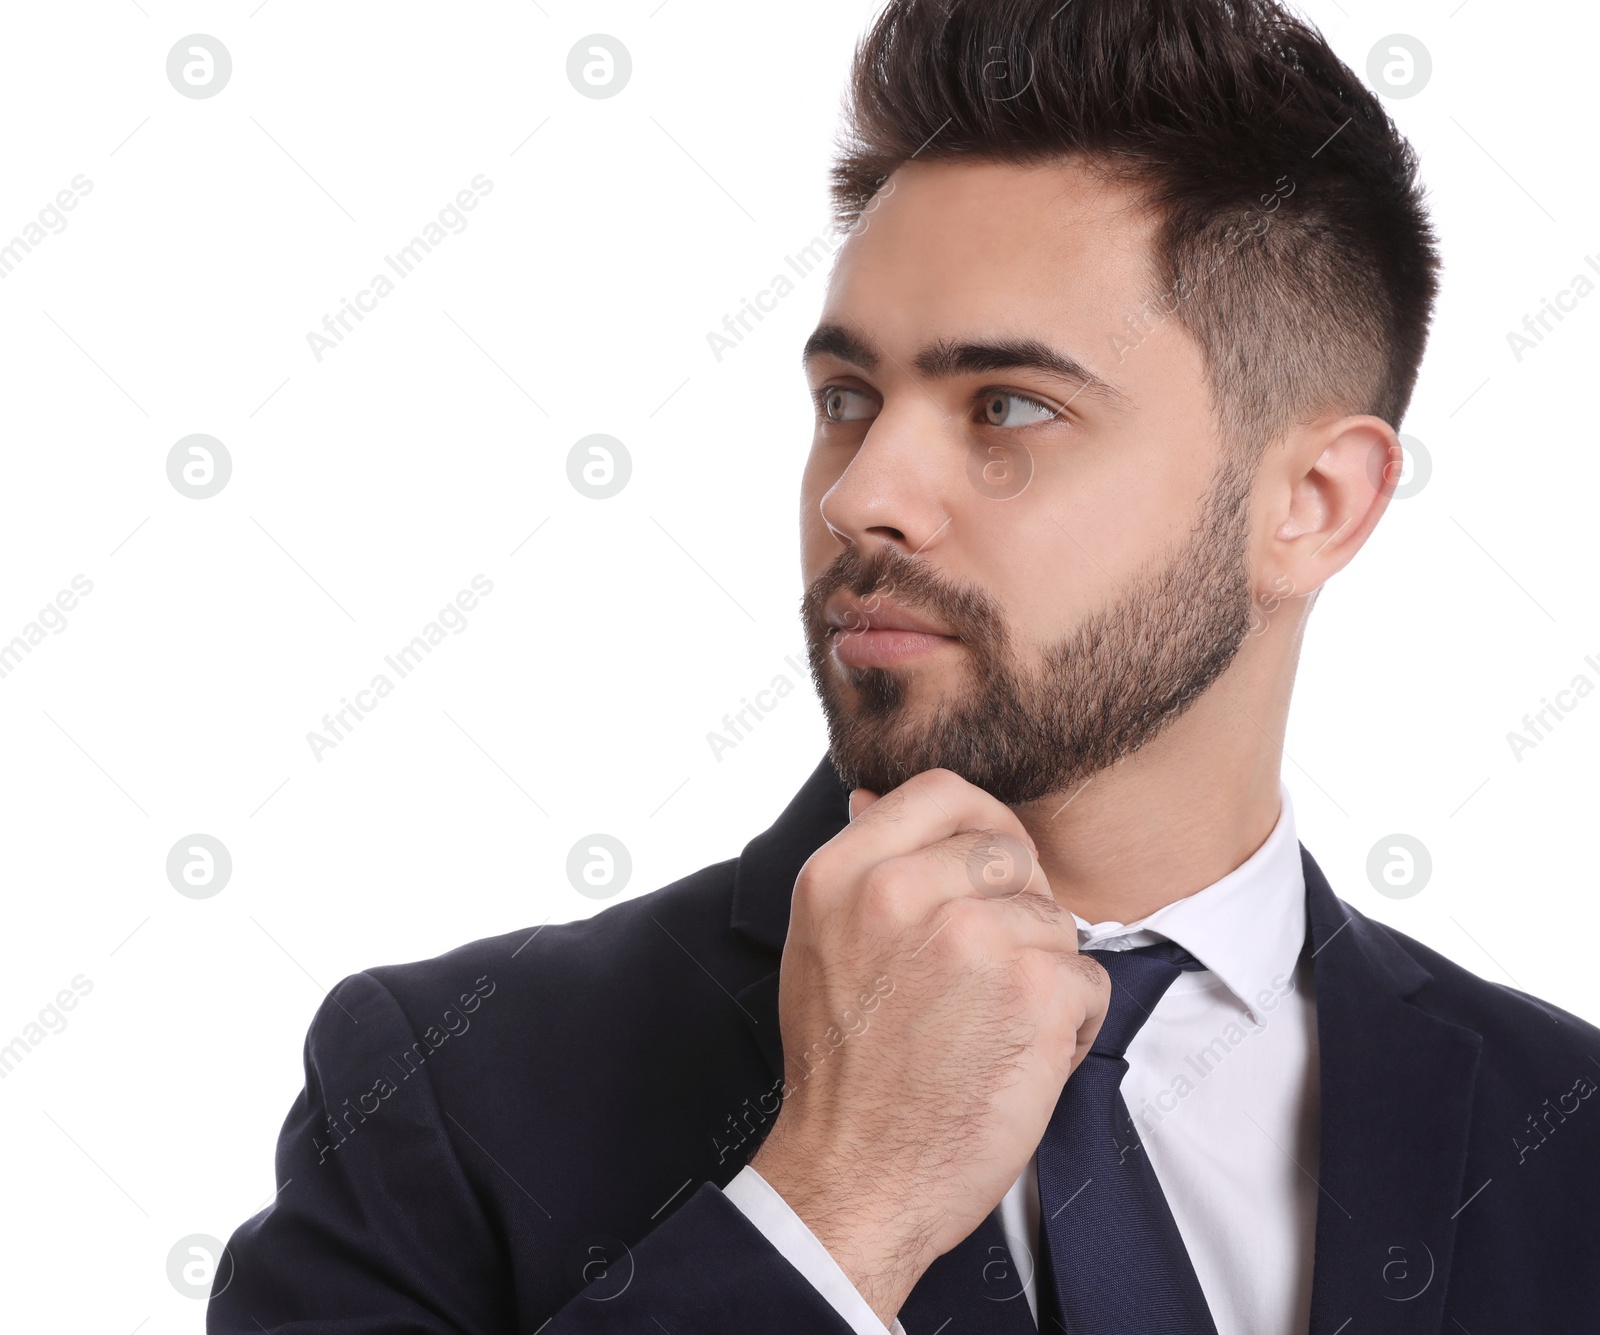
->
[798,157,1260,805]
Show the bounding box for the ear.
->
[1262,413,1403,600]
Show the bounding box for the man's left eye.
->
[981,391,1059,428]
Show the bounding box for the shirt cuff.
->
[721,1164,907,1335]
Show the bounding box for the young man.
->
[211,2,1600,1332]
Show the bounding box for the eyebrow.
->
[800,322,1130,409]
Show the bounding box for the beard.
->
[799,454,1258,806]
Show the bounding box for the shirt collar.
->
[1069,781,1305,1024]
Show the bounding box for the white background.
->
[0,1,1595,1329]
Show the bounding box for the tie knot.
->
[1083,939,1207,1059]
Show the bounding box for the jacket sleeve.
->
[208,971,861,1334]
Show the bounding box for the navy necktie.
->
[1035,939,1218,1334]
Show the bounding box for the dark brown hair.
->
[830,0,1441,458]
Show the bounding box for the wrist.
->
[749,1133,937,1325]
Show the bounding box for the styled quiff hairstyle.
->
[830,0,1442,460]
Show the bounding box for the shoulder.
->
[371,852,750,991]
[1360,910,1600,1083]
[302,853,772,1071]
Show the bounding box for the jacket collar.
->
[730,755,1482,1335]
[729,751,850,956]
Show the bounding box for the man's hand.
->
[748,767,1109,1327]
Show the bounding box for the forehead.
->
[820,157,1161,355]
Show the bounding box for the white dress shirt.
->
[722,780,1318,1335]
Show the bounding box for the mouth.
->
[824,593,963,669]
[829,625,963,669]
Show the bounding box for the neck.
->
[1012,665,1289,926]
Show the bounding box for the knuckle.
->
[912,767,965,803]
[962,829,1038,897]
[1011,887,1064,926]
[1068,951,1111,993]
[1015,948,1057,997]
[917,901,986,968]
[860,863,915,924]
[941,894,987,937]
[792,854,834,910]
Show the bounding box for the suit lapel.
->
[1302,844,1483,1334]
[729,753,852,956]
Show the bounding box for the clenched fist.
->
[748,768,1110,1326]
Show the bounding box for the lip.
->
[825,592,962,669]
[824,593,955,638]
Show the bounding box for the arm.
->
[723,1165,909,1335]
[208,972,866,1334]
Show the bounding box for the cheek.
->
[976,522,1109,646]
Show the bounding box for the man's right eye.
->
[813,385,878,423]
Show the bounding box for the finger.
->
[835,768,1039,871]
[1067,956,1112,1063]
[865,838,1076,954]
[849,787,880,821]
[960,829,1045,901]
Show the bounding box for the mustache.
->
[806,547,1004,656]
[803,549,974,637]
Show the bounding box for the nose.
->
[818,403,957,561]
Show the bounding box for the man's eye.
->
[981,391,1061,428]
[815,386,878,423]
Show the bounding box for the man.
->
[211,1,1600,1332]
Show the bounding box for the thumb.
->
[849,787,880,821]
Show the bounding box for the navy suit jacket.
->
[211,754,1600,1333]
